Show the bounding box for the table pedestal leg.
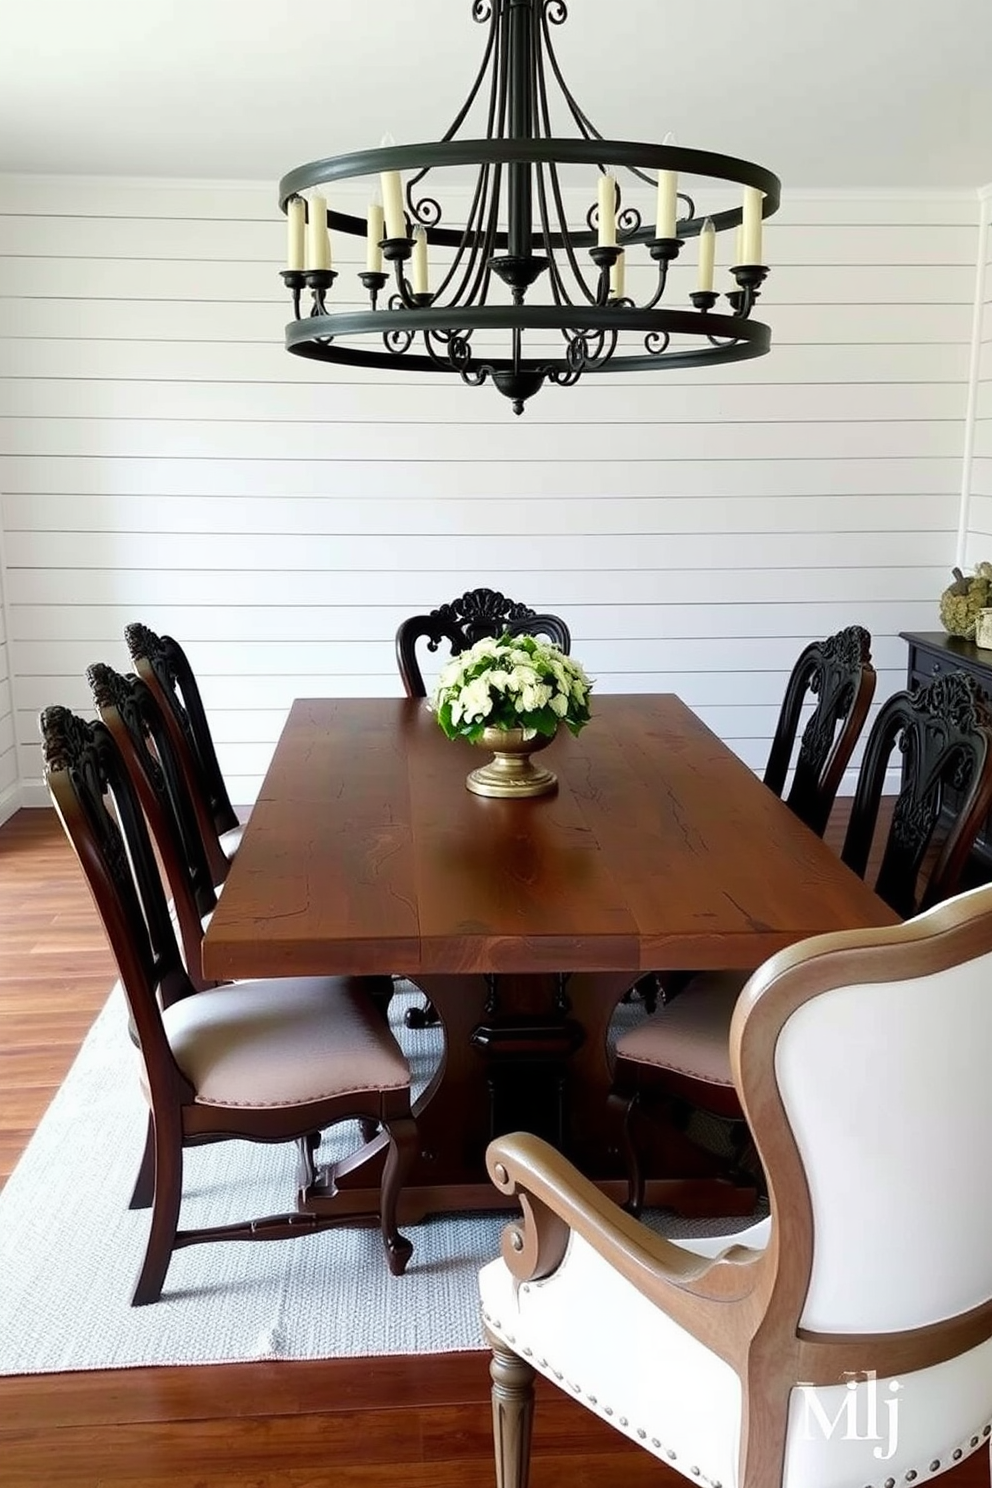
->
[299,970,755,1223]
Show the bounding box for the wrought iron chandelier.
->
[278,0,781,415]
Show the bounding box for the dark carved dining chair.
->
[40,704,417,1304]
[632,623,876,1013]
[613,669,992,1213]
[396,588,572,1027]
[124,622,241,887]
[481,881,992,1488]
[87,661,220,993]
[395,587,572,699]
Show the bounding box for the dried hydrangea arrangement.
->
[432,633,593,744]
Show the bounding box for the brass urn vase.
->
[465,726,558,799]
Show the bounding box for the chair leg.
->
[488,1332,536,1488]
[608,1088,645,1216]
[379,1115,417,1276]
[128,1111,155,1210]
[366,975,395,1025]
[131,1115,183,1306]
[404,996,441,1029]
[295,1130,321,1188]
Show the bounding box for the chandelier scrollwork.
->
[278,0,780,414]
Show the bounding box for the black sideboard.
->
[900,630,992,868]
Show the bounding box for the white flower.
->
[460,676,492,722]
[550,691,569,717]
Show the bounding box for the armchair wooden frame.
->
[485,885,992,1488]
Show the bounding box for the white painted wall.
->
[0,528,16,819]
[0,178,979,805]
[964,192,992,565]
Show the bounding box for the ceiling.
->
[1,0,990,190]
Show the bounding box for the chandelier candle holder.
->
[278,0,781,415]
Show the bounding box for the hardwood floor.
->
[0,803,987,1488]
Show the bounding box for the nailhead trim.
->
[483,1310,992,1488]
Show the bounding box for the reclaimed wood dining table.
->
[201,694,898,1223]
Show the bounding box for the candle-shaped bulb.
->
[411,224,429,295]
[697,217,715,292]
[741,185,763,265]
[734,223,744,267]
[286,196,305,271]
[655,131,679,240]
[597,170,617,248]
[306,193,331,271]
[367,197,385,274]
[379,131,406,240]
[610,249,625,300]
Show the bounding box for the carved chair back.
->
[842,671,992,918]
[395,587,572,698]
[87,662,219,992]
[763,624,875,836]
[40,707,198,1036]
[124,623,239,841]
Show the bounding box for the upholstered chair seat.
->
[161,975,410,1108]
[616,971,743,1099]
[219,824,244,860]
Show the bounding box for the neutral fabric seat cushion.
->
[615,971,746,1087]
[161,976,410,1108]
[220,824,243,860]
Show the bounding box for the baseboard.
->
[0,782,27,826]
[7,781,49,813]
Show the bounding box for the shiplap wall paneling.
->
[965,196,992,561]
[0,556,16,816]
[0,178,974,803]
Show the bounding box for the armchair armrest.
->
[487,1132,769,1360]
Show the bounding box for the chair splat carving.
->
[395,587,571,699]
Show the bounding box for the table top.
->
[201,694,898,982]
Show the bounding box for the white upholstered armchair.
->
[479,882,992,1488]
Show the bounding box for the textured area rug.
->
[0,983,758,1375]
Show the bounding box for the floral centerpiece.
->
[431,633,593,797]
